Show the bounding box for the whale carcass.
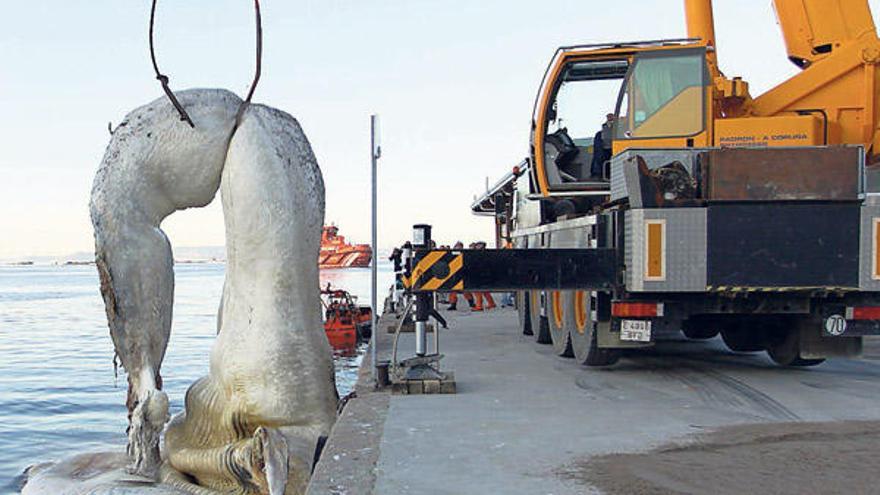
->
[23,88,338,495]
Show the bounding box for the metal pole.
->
[415,298,428,356]
[370,115,380,382]
[412,224,432,357]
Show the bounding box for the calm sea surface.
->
[0,262,393,492]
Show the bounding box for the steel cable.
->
[148,0,263,129]
[149,0,194,127]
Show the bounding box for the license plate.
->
[621,320,652,342]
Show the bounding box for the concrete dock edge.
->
[306,315,394,495]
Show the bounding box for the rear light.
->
[846,306,880,320]
[612,302,664,318]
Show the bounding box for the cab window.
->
[616,50,707,139]
[542,59,629,186]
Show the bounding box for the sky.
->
[1,0,879,259]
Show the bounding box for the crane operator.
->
[591,113,615,179]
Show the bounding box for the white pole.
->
[370,115,381,382]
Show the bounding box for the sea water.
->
[0,262,394,492]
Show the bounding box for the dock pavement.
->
[307,307,880,495]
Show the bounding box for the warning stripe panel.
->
[420,254,463,291]
[404,250,462,290]
[706,286,858,293]
[411,251,448,282]
[434,268,465,292]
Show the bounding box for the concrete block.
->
[407,381,424,395]
[440,382,456,394]
[423,379,441,394]
[387,322,435,334]
[390,382,408,395]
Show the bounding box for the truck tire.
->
[681,319,719,340]
[682,326,720,340]
[721,327,763,353]
[530,290,552,344]
[766,320,826,367]
[517,291,533,336]
[548,291,574,357]
[570,291,620,366]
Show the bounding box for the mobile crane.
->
[406,0,880,368]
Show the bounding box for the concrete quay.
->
[307,307,880,495]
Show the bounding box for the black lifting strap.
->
[148,0,263,130]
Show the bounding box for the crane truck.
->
[406,0,880,368]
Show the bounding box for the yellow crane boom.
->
[686,0,880,161]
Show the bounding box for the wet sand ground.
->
[564,420,880,495]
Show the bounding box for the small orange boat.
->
[321,286,373,350]
[319,225,372,269]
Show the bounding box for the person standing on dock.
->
[446,241,475,311]
[499,239,515,307]
[388,246,405,313]
[389,247,403,272]
[471,241,496,311]
[437,245,451,305]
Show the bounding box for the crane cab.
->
[531,0,880,199]
[531,41,713,198]
[530,39,832,200]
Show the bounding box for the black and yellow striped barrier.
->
[403,248,616,293]
[706,286,858,293]
[405,250,465,292]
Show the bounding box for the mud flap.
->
[799,320,862,359]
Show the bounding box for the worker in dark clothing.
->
[591,113,615,178]
[388,246,406,313]
[389,247,403,272]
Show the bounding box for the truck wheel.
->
[549,291,574,357]
[517,291,532,336]
[766,322,826,367]
[721,327,763,352]
[681,319,719,340]
[530,290,552,344]
[682,326,719,340]
[570,291,620,366]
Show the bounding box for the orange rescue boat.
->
[321,285,373,351]
[319,225,372,269]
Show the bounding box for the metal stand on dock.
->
[391,224,455,395]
